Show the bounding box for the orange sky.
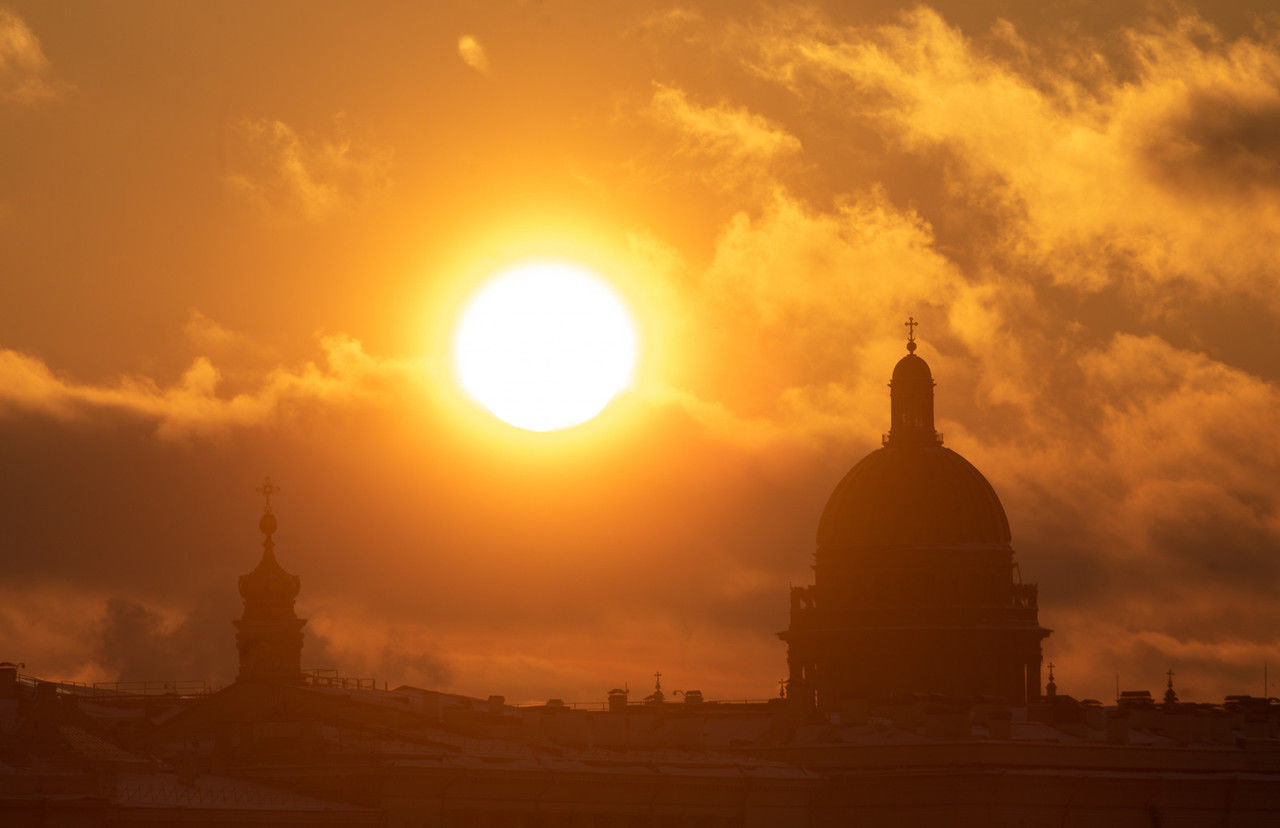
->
[2,1,1280,704]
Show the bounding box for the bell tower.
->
[234,477,306,684]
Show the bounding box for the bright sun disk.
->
[454,262,638,432]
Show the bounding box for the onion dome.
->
[238,479,300,617]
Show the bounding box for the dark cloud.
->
[1144,87,1280,194]
[95,596,236,684]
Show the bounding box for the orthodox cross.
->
[904,316,918,343]
[653,671,662,691]
[256,476,280,512]
[1047,662,1055,681]
[1166,668,1175,687]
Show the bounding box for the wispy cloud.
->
[0,8,59,103]
[225,116,391,222]
[457,34,490,73]
[647,83,800,162]
[0,329,416,440]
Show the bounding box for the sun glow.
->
[454,262,638,432]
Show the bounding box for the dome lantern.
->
[887,317,940,447]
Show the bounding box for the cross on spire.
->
[654,671,662,691]
[904,316,919,352]
[1166,668,1175,687]
[256,476,280,513]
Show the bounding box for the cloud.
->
[634,84,802,196]
[0,9,57,104]
[94,597,236,684]
[6,2,1280,705]
[731,8,1280,305]
[0,329,416,440]
[225,116,391,222]
[457,34,490,73]
[646,83,800,164]
[608,5,1280,700]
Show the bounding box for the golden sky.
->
[2,1,1280,703]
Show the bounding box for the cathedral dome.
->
[817,325,1010,550]
[816,444,1011,549]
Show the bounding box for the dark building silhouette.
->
[8,324,1280,826]
[6,420,1280,826]
[782,322,1049,708]
[233,478,305,685]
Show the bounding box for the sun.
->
[453,262,639,432]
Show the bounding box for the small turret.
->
[233,477,306,685]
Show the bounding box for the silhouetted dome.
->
[892,353,933,384]
[817,444,1011,549]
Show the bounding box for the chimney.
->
[0,663,18,700]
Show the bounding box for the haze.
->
[2,0,1279,705]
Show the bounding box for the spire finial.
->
[256,477,280,538]
[905,316,918,353]
[654,670,662,692]
[1046,661,1057,697]
[1164,668,1178,705]
[256,476,280,514]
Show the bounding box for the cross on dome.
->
[256,476,280,513]
[905,316,919,353]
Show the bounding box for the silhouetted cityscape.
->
[3,334,1278,826]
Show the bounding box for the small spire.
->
[1046,662,1057,698]
[654,670,662,692]
[1164,668,1178,705]
[904,316,918,353]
